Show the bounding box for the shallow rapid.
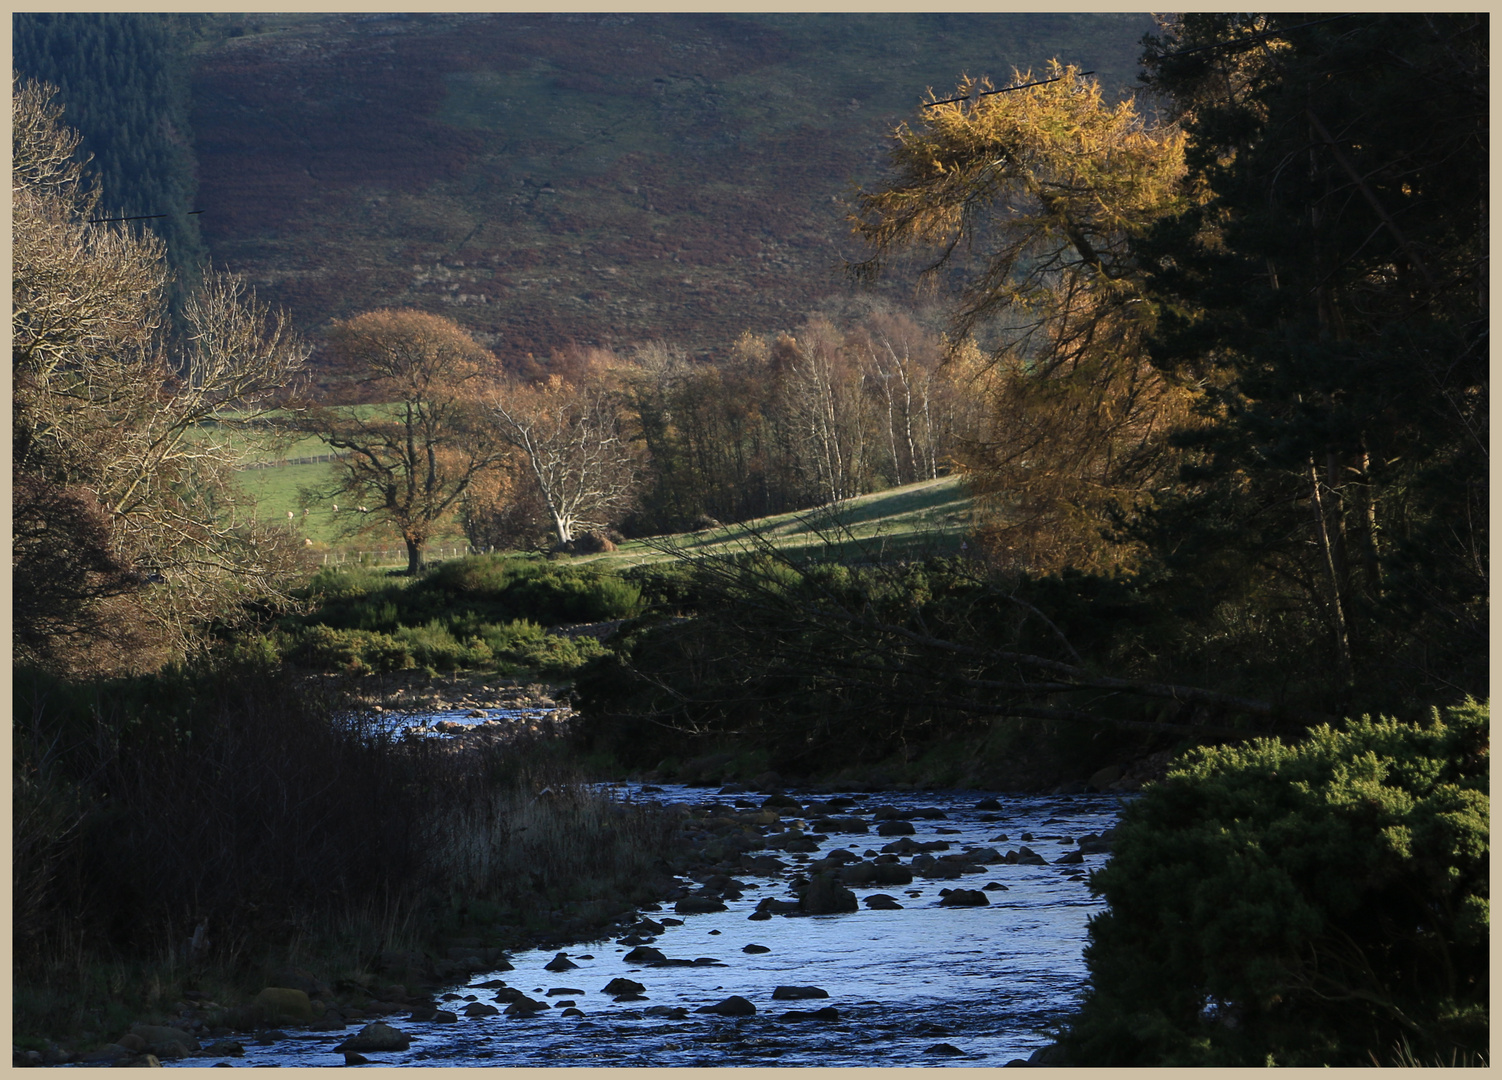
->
[192,783,1122,1067]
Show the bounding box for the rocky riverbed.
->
[68,783,1125,1068]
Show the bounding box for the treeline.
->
[474,310,987,543]
[12,13,207,307]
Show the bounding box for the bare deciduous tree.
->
[13,78,310,671]
[491,374,640,549]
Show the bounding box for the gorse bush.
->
[288,624,415,673]
[280,555,642,677]
[1062,699,1489,1067]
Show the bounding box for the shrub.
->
[1061,699,1489,1066]
[391,620,491,672]
[288,624,414,672]
[492,567,642,624]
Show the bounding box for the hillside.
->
[188,13,1157,360]
[589,473,973,566]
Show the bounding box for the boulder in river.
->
[939,889,990,907]
[130,1024,199,1056]
[912,856,963,879]
[604,978,645,995]
[463,1002,500,1017]
[742,944,771,953]
[873,861,915,885]
[696,995,756,1017]
[675,895,728,914]
[863,893,904,910]
[755,896,802,915]
[622,946,666,963]
[780,1006,841,1022]
[503,997,550,1016]
[877,820,916,836]
[335,1023,410,1053]
[810,815,869,833]
[543,952,578,971]
[772,985,830,1000]
[799,873,858,914]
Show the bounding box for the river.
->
[193,777,1123,1067]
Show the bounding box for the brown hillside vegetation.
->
[188,13,1154,359]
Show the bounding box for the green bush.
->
[1062,699,1489,1067]
[391,620,493,672]
[289,624,415,673]
[494,567,643,624]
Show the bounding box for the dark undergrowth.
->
[12,657,679,1052]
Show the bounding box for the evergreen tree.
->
[12,13,207,309]
[1132,14,1487,714]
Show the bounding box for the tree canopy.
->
[306,309,509,574]
[1131,13,1488,715]
[851,64,1196,572]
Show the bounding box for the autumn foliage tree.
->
[852,63,1194,572]
[306,309,507,574]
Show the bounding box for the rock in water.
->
[336,1023,410,1053]
[544,952,578,971]
[771,985,829,1000]
[938,889,990,907]
[742,944,771,954]
[675,895,728,914]
[863,894,904,910]
[696,995,756,1017]
[604,978,646,995]
[780,1006,841,1022]
[129,1024,200,1056]
[799,873,858,914]
[622,946,666,963]
[255,987,315,1022]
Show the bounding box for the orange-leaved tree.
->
[852,63,1196,573]
[306,309,508,573]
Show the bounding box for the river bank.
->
[61,784,1123,1067]
[14,670,1153,1067]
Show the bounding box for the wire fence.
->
[243,453,341,469]
[305,544,495,568]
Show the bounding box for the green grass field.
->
[235,441,974,569]
[583,474,974,568]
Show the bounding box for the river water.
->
[187,779,1122,1067]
